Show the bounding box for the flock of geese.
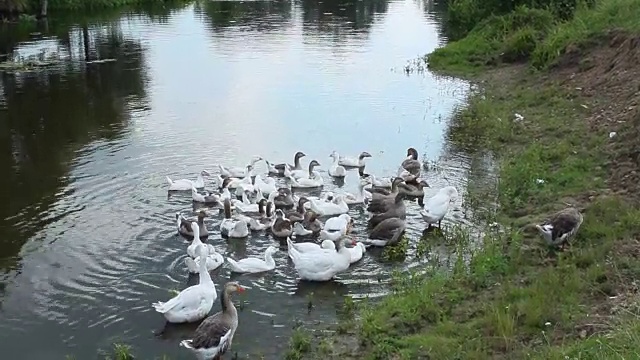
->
[155,147,586,359]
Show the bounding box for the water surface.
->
[0,0,481,358]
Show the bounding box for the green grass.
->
[428,0,640,75]
[301,40,640,358]
[285,328,312,360]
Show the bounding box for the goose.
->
[234,168,256,197]
[254,174,277,195]
[420,186,458,228]
[347,242,366,263]
[366,176,404,198]
[232,190,263,213]
[153,243,217,323]
[177,211,209,240]
[292,222,313,237]
[369,174,392,189]
[400,179,430,198]
[272,151,306,176]
[191,186,221,206]
[220,198,249,238]
[270,209,293,238]
[271,187,295,210]
[287,238,356,282]
[328,151,347,178]
[308,194,349,216]
[285,197,309,223]
[535,205,584,249]
[217,175,241,190]
[180,282,245,360]
[286,158,321,180]
[363,217,406,247]
[226,246,278,274]
[338,151,372,168]
[288,238,336,253]
[235,199,271,231]
[185,229,224,274]
[398,147,421,180]
[343,177,371,205]
[288,160,323,187]
[166,170,210,191]
[366,178,405,214]
[219,157,261,178]
[301,210,323,236]
[368,190,407,229]
[186,224,216,258]
[319,214,352,241]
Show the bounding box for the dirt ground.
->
[550,30,640,204]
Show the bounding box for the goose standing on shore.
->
[420,186,458,228]
[535,205,584,249]
[288,238,357,282]
[180,282,245,360]
[368,190,407,229]
[398,147,422,181]
[153,242,216,323]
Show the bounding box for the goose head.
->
[200,170,211,177]
[274,209,285,219]
[224,281,246,295]
[265,246,278,256]
[329,151,339,160]
[197,210,207,222]
[359,151,372,160]
[223,198,232,219]
[303,210,318,222]
[308,160,321,172]
[294,151,306,161]
[250,156,263,165]
[406,147,419,160]
[297,197,309,212]
[265,201,273,217]
[335,237,357,250]
[391,177,404,190]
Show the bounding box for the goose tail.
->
[166,176,173,186]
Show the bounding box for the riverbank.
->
[296,0,640,358]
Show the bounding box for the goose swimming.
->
[166,170,210,191]
[272,151,306,176]
[176,210,209,240]
[338,151,372,168]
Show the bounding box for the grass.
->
[427,0,640,75]
[297,2,640,354]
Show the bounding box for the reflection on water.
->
[0,1,487,359]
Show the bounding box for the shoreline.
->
[296,0,640,358]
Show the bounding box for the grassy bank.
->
[296,0,640,358]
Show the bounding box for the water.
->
[0,0,487,358]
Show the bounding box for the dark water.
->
[0,0,487,358]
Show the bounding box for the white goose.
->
[288,160,324,188]
[347,242,366,264]
[191,187,221,206]
[235,199,271,231]
[338,151,372,168]
[185,247,224,274]
[369,175,392,188]
[152,242,217,323]
[254,174,277,195]
[420,186,458,228]
[186,228,216,259]
[309,194,349,216]
[342,177,372,205]
[219,157,261,178]
[226,246,278,274]
[287,238,336,253]
[285,160,321,180]
[220,199,249,238]
[292,222,313,237]
[328,151,347,178]
[287,238,356,282]
[319,214,352,241]
[166,170,210,191]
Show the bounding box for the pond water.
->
[0,0,484,358]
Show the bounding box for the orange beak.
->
[237,286,246,293]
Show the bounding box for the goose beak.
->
[237,286,246,293]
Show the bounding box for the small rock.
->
[545,322,552,326]
[579,329,587,339]
[536,179,545,184]
[609,131,617,138]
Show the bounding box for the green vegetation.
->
[297,0,640,358]
[429,0,640,74]
[0,0,191,19]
